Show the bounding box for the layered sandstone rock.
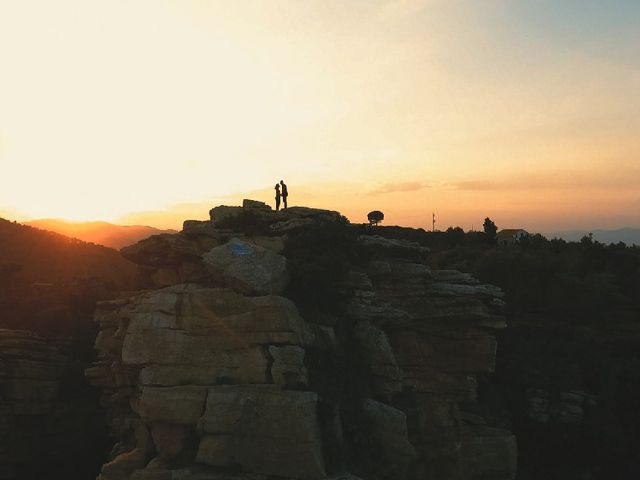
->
[343,234,516,480]
[202,238,289,295]
[0,329,107,479]
[87,201,516,480]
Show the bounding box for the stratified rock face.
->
[0,329,107,479]
[461,426,518,480]
[87,200,516,480]
[341,234,516,480]
[88,287,332,480]
[0,330,66,414]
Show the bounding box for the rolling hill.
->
[0,218,136,285]
[25,219,177,249]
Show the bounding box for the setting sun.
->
[1,0,639,232]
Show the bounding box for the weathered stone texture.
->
[202,238,289,295]
[86,201,516,480]
[0,329,104,479]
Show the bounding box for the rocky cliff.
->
[0,329,108,479]
[86,200,516,480]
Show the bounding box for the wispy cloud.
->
[451,167,640,191]
[367,181,430,195]
[451,180,498,191]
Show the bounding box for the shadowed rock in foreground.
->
[87,200,516,480]
[0,329,108,479]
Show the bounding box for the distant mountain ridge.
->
[25,219,177,249]
[0,217,136,285]
[547,227,640,245]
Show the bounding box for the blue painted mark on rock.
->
[230,243,254,256]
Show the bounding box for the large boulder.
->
[134,386,207,425]
[202,238,289,295]
[119,285,334,367]
[137,351,268,386]
[150,423,198,465]
[242,199,271,211]
[268,345,308,389]
[197,385,326,479]
[276,206,342,222]
[269,207,343,233]
[461,426,517,480]
[209,205,243,224]
[98,449,148,480]
[353,321,402,398]
[361,399,416,475]
[121,234,206,267]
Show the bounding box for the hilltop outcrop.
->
[87,201,516,480]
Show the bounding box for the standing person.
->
[275,183,281,211]
[280,180,288,209]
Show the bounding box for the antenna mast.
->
[432,213,436,232]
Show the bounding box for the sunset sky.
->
[1,0,638,232]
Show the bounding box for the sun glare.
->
[0,1,638,231]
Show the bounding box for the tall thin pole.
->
[432,213,435,232]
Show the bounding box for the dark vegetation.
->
[367,210,384,226]
[25,218,177,249]
[0,218,136,285]
[424,229,640,325]
[284,216,361,311]
[217,210,363,312]
[0,218,136,479]
[483,217,498,240]
[414,226,640,480]
[0,218,136,339]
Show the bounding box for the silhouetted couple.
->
[275,180,288,211]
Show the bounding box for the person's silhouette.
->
[280,180,288,209]
[274,183,281,211]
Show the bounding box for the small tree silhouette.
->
[367,210,384,226]
[483,217,497,240]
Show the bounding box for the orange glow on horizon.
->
[1,1,638,232]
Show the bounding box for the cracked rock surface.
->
[87,200,516,480]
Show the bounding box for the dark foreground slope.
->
[0,219,137,479]
[0,217,136,335]
[86,200,516,480]
[0,329,112,480]
[0,218,136,284]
